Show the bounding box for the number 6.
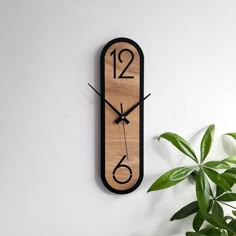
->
[113,155,132,184]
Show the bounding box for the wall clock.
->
[89,37,150,194]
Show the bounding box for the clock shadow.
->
[93,46,114,195]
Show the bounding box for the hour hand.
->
[88,83,130,124]
[115,93,151,124]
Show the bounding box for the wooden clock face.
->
[101,38,144,194]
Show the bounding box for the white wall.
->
[1,0,236,235]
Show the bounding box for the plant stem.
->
[220,201,236,210]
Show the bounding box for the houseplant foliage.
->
[148,124,236,236]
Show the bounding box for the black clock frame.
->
[100,37,144,194]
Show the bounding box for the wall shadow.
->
[92,45,114,195]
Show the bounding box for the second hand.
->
[120,103,128,160]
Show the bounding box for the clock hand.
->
[120,103,128,160]
[115,93,151,124]
[88,83,130,124]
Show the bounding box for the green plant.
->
[148,124,236,236]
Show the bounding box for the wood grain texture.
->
[102,40,143,192]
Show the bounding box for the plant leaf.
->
[223,156,236,164]
[203,167,231,191]
[221,230,228,236]
[193,201,213,232]
[170,201,199,221]
[193,211,205,232]
[225,168,236,174]
[228,220,236,236]
[199,227,222,236]
[225,133,236,140]
[186,232,207,236]
[217,193,236,202]
[159,132,198,163]
[216,186,225,198]
[200,124,215,163]
[220,173,236,185]
[224,168,236,186]
[205,214,235,233]
[196,169,210,215]
[212,201,224,218]
[203,161,231,169]
[216,169,236,197]
[147,166,194,192]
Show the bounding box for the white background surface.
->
[1,0,236,235]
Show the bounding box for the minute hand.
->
[88,83,129,124]
[115,93,151,124]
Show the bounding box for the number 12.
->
[110,48,134,79]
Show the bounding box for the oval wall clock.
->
[100,37,150,194]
